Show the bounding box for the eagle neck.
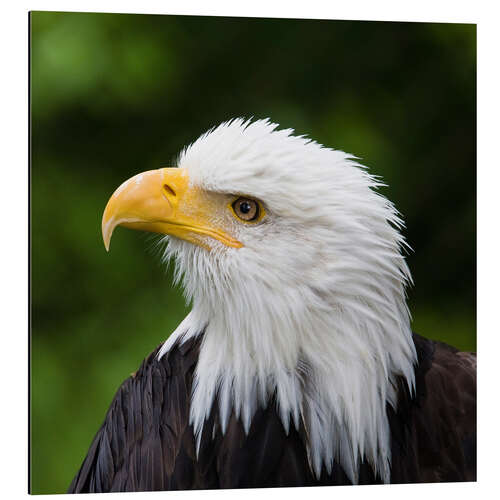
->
[164,277,416,484]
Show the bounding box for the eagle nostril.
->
[163,184,176,197]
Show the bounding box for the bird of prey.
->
[69,119,476,492]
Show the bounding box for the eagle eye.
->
[231,197,263,223]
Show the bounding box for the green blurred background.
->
[30,11,476,494]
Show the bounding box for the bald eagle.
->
[69,119,476,492]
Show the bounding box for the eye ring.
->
[230,197,265,223]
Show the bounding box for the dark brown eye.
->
[232,197,260,222]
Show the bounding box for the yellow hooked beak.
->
[102,168,243,251]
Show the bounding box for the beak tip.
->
[102,218,113,253]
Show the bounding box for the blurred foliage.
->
[29,11,476,494]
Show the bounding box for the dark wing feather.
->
[68,335,202,493]
[389,333,476,483]
[214,400,314,488]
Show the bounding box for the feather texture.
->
[69,333,475,492]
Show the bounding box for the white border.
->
[2,1,498,499]
[21,0,481,23]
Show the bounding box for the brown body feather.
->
[68,333,476,492]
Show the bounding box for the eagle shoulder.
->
[68,334,202,493]
[389,333,476,483]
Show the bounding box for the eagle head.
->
[102,118,416,482]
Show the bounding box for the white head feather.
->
[157,118,416,483]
